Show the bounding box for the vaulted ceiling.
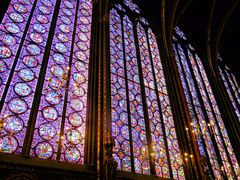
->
[141,0,240,80]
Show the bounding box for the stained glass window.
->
[0,0,92,164]
[173,27,239,178]
[218,57,240,121]
[110,2,184,179]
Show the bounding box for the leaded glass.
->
[174,27,239,178]
[110,2,184,179]
[0,0,93,166]
[218,57,240,121]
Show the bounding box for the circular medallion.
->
[39,6,51,15]
[74,61,86,72]
[55,43,67,53]
[9,12,24,23]
[64,147,81,163]
[77,41,87,51]
[36,15,48,24]
[14,82,32,96]
[68,113,83,127]
[64,1,74,9]
[59,24,70,33]
[0,60,7,73]
[4,23,20,34]
[19,0,30,4]
[13,4,27,13]
[39,123,56,140]
[0,46,12,59]
[18,68,35,82]
[33,24,46,34]
[0,136,18,153]
[75,51,87,61]
[45,91,61,105]
[42,106,58,121]
[1,34,16,46]
[79,17,89,25]
[8,98,28,114]
[66,129,82,145]
[78,33,88,42]
[41,0,52,7]
[48,77,62,90]
[61,16,71,25]
[73,73,85,84]
[62,8,73,16]
[53,53,65,64]
[57,33,69,43]
[73,86,85,97]
[35,142,53,159]
[27,44,41,55]
[80,26,89,33]
[3,116,24,134]
[51,65,64,77]
[23,56,38,68]
[30,33,43,44]
[70,99,84,111]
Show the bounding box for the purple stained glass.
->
[174,27,239,178]
[28,0,92,165]
[110,10,132,172]
[0,0,55,155]
[219,66,240,120]
[110,5,184,178]
[35,142,53,159]
[137,23,184,179]
[60,0,92,165]
[174,44,221,177]
[3,116,24,134]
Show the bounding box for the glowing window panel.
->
[193,52,238,177]
[147,28,184,178]
[137,23,184,179]
[173,44,221,177]
[30,0,83,163]
[110,10,151,173]
[110,3,184,178]
[1,0,92,163]
[0,0,36,100]
[0,0,57,154]
[219,65,240,120]
[124,0,140,13]
[174,27,239,178]
[59,0,92,164]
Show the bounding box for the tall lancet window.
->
[110,1,184,179]
[0,0,93,164]
[218,57,240,121]
[173,27,239,178]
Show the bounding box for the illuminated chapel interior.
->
[0,0,240,179]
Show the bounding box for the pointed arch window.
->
[218,57,240,121]
[110,1,184,179]
[173,27,239,178]
[0,0,93,164]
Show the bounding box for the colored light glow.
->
[0,0,92,165]
[110,4,184,179]
[174,27,239,178]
